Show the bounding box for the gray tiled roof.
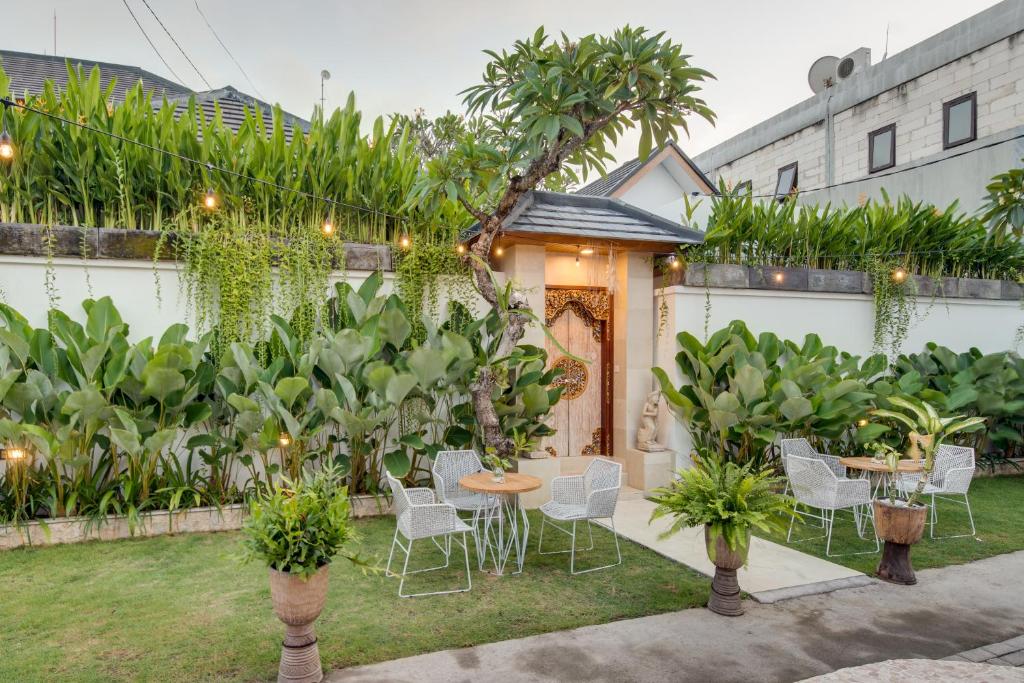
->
[1,50,309,139]
[576,141,717,196]
[462,190,703,247]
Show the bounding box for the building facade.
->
[694,0,1024,212]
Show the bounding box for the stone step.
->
[619,485,645,501]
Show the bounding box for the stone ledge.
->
[0,222,393,271]
[675,263,1018,302]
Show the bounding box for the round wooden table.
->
[459,472,542,576]
[838,456,925,474]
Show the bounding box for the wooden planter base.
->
[708,566,744,616]
[877,542,918,585]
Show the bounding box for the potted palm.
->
[870,396,985,584]
[649,454,794,616]
[242,467,363,683]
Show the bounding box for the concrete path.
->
[326,550,1024,683]
[596,498,868,600]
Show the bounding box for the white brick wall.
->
[709,32,1024,195]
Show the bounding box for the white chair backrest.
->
[584,458,622,518]
[781,438,817,460]
[386,472,411,519]
[932,444,975,492]
[784,454,837,508]
[432,450,482,502]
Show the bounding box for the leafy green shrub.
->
[241,467,359,578]
[649,454,793,562]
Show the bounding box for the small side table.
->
[459,472,542,576]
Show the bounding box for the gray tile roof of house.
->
[576,141,717,196]
[1,50,309,139]
[462,190,704,247]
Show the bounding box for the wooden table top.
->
[839,456,925,473]
[459,472,543,494]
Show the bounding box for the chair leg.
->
[396,533,475,598]
[537,515,547,554]
[930,493,937,539]
[385,528,399,577]
[965,494,976,537]
[569,520,577,574]
[787,508,797,542]
[825,509,835,557]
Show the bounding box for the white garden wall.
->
[654,284,1023,468]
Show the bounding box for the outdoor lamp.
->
[321,218,334,236]
[494,246,504,257]
[456,244,466,255]
[399,235,411,249]
[857,418,869,428]
[891,267,907,283]
[773,272,785,283]
[580,246,594,256]
[203,188,218,210]
[3,446,26,461]
[667,254,680,269]
[0,129,14,161]
[278,432,292,447]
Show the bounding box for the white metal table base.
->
[479,492,529,575]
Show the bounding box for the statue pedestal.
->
[624,448,675,495]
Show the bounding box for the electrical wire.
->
[139,0,213,90]
[693,132,1024,200]
[119,0,187,86]
[193,0,264,100]
[0,96,405,224]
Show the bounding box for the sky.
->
[4,0,1004,164]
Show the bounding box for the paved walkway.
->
[946,634,1024,668]
[596,498,869,601]
[327,550,1024,683]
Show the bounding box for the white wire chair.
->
[537,458,623,574]
[895,444,976,539]
[385,472,476,598]
[432,450,489,567]
[784,454,879,557]
[780,438,846,497]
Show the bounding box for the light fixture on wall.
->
[856,418,869,428]
[773,272,785,283]
[494,245,504,257]
[666,254,680,270]
[399,235,411,250]
[580,246,594,256]
[2,446,26,461]
[456,244,465,255]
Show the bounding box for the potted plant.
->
[870,396,985,584]
[241,467,363,683]
[482,447,512,483]
[649,454,794,616]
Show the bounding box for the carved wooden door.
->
[543,287,611,458]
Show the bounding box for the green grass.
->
[0,511,708,683]
[762,475,1024,575]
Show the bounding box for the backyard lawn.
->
[764,474,1024,574]
[0,510,708,683]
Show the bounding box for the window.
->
[943,92,976,149]
[774,163,797,200]
[868,124,896,173]
[734,180,752,195]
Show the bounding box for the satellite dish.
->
[320,70,331,81]
[808,56,839,94]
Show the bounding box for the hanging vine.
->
[867,255,918,358]
[394,242,475,341]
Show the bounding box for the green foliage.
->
[980,160,1024,242]
[649,454,793,562]
[393,242,475,342]
[689,191,1024,281]
[654,320,884,469]
[240,467,359,578]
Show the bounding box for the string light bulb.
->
[278,432,292,447]
[0,129,14,161]
[456,244,466,255]
[203,188,218,210]
[773,272,785,283]
[4,446,26,461]
[321,218,334,236]
[399,235,411,250]
[575,253,581,268]
[856,418,869,428]
[580,246,594,256]
[891,267,907,284]
[494,246,504,257]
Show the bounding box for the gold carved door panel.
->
[544,288,610,458]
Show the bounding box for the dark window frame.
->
[774,162,798,201]
[868,123,896,173]
[734,180,752,195]
[942,92,977,150]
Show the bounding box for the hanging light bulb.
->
[580,246,595,256]
[456,244,466,255]
[203,188,218,211]
[321,218,334,236]
[494,246,504,257]
[399,235,411,249]
[4,446,26,461]
[575,253,581,268]
[0,129,14,161]
[278,432,292,447]
[891,267,907,284]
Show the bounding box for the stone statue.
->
[636,390,664,452]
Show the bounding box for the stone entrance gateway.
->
[459,189,704,507]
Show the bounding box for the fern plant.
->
[649,454,793,563]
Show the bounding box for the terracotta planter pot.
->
[269,565,330,683]
[873,500,927,585]
[704,527,749,617]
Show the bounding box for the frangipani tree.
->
[411,26,715,456]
